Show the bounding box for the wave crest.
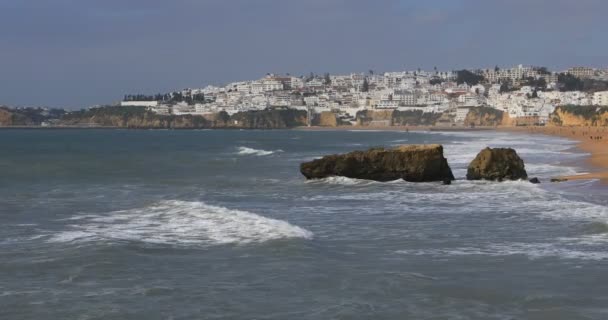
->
[47,201,312,246]
[236,147,281,156]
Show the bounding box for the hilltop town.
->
[2,65,608,129]
[119,65,608,127]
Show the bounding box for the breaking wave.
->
[236,146,281,156]
[47,200,312,246]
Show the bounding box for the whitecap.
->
[47,201,312,246]
[396,242,608,261]
[305,176,382,186]
[236,146,281,156]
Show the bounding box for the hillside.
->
[59,106,308,129]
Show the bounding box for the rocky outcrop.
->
[464,107,507,127]
[466,147,528,181]
[392,110,442,126]
[316,111,338,127]
[356,110,394,126]
[549,105,608,127]
[300,144,455,182]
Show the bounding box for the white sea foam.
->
[305,176,381,186]
[47,201,312,246]
[397,242,608,261]
[236,146,281,156]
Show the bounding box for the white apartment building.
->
[376,100,400,109]
[149,105,170,115]
[121,101,159,107]
[568,67,595,79]
[290,77,304,89]
[262,78,284,92]
[593,91,608,106]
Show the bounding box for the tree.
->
[558,73,584,91]
[494,65,500,72]
[531,90,539,99]
[324,73,331,85]
[536,67,550,75]
[429,77,444,85]
[361,78,369,92]
[456,70,485,85]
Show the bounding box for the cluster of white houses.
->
[121,65,608,125]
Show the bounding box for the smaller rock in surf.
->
[466,147,528,181]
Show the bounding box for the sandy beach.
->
[500,126,608,183]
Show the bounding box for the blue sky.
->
[0,0,606,108]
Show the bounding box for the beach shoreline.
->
[498,126,608,184]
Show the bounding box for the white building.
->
[593,91,608,106]
[121,101,158,107]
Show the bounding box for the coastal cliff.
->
[356,109,441,126]
[0,106,63,126]
[225,109,307,129]
[464,107,508,127]
[0,108,12,126]
[549,105,608,127]
[59,106,307,129]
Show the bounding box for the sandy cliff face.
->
[0,109,13,126]
[356,110,394,126]
[549,106,608,127]
[316,111,338,127]
[464,107,506,127]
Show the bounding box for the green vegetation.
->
[557,74,608,92]
[123,92,206,105]
[555,105,608,120]
[429,77,444,85]
[61,106,307,129]
[456,70,485,85]
[361,78,370,92]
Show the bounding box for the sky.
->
[0,0,607,108]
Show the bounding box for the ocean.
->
[1,129,607,319]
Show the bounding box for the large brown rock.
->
[300,144,455,182]
[466,147,528,181]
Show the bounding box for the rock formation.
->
[549,105,608,127]
[300,144,455,182]
[316,111,339,127]
[466,147,528,181]
[464,107,508,127]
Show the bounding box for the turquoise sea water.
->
[1,129,607,319]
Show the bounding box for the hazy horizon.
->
[1,0,607,109]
